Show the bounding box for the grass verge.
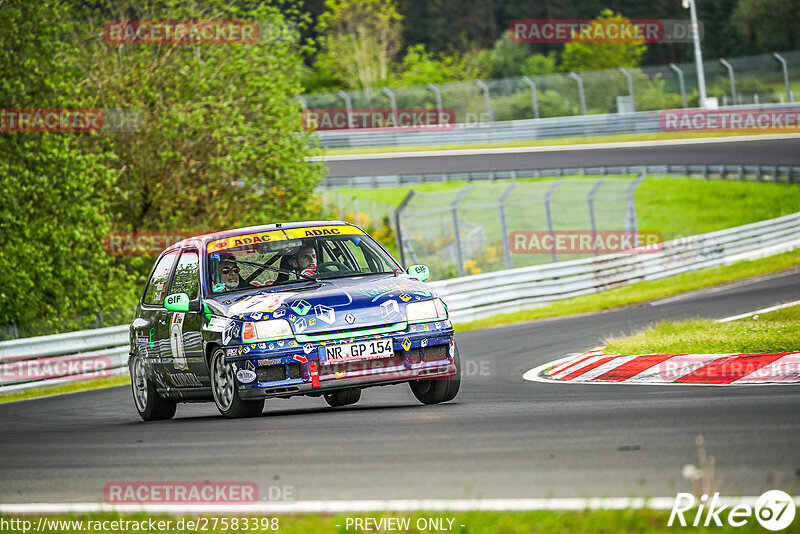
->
[453,249,800,332]
[0,374,130,404]
[604,304,800,354]
[315,131,779,156]
[0,510,772,533]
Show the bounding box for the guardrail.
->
[321,163,800,189]
[314,102,800,148]
[0,325,129,393]
[2,211,799,393]
[429,211,800,322]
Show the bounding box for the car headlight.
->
[244,319,293,341]
[406,298,447,322]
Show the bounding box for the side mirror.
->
[406,264,430,282]
[164,293,191,312]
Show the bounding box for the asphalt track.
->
[321,136,800,177]
[2,269,800,504]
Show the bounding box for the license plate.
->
[323,338,394,364]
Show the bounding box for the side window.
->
[143,253,177,306]
[170,249,200,298]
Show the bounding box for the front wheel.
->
[409,341,461,405]
[130,355,176,421]
[210,348,264,418]
[324,388,361,407]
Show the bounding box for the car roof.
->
[165,220,359,252]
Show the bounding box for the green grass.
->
[0,510,773,533]
[330,175,800,243]
[0,374,130,403]
[454,249,800,332]
[315,131,778,156]
[604,304,800,355]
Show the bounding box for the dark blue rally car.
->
[128,221,460,419]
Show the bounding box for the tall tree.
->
[316,0,404,88]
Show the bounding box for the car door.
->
[164,247,209,388]
[138,250,179,388]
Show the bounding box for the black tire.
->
[409,342,461,405]
[130,355,177,421]
[324,388,361,407]
[210,348,264,418]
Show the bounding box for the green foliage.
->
[0,1,123,326]
[316,0,404,89]
[730,0,800,54]
[392,44,468,86]
[0,0,324,330]
[561,10,647,72]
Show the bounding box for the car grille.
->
[319,354,405,377]
[409,344,449,363]
[257,363,301,383]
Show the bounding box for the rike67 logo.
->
[669,491,796,530]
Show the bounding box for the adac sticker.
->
[283,225,365,239]
[207,230,287,252]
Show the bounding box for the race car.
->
[128,221,460,420]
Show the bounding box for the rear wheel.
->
[324,388,361,407]
[210,348,264,418]
[130,355,177,421]
[409,342,461,405]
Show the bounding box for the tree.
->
[316,0,404,89]
[561,10,646,72]
[393,44,470,85]
[730,0,800,54]
[0,0,122,328]
[75,0,324,234]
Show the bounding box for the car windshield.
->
[204,225,401,294]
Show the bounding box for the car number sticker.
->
[321,338,394,365]
[170,313,187,370]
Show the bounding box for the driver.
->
[218,254,250,290]
[289,243,317,279]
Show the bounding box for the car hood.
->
[204,275,437,335]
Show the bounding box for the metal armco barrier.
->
[320,163,800,190]
[314,103,800,148]
[2,211,799,393]
[428,211,800,323]
[0,325,129,393]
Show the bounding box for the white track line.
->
[716,298,800,323]
[5,496,798,514]
[309,133,800,161]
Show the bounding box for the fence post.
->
[499,183,519,269]
[619,67,635,111]
[353,198,361,226]
[426,83,444,120]
[336,90,353,127]
[474,80,494,122]
[381,86,398,118]
[587,178,606,255]
[719,59,737,105]
[337,193,344,219]
[451,186,472,276]
[669,63,687,108]
[544,178,562,263]
[394,190,416,267]
[371,201,378,227]
[625,173,646,246]
[521,76,540,119]
[568,72,587,115]
[773,52,793,103]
